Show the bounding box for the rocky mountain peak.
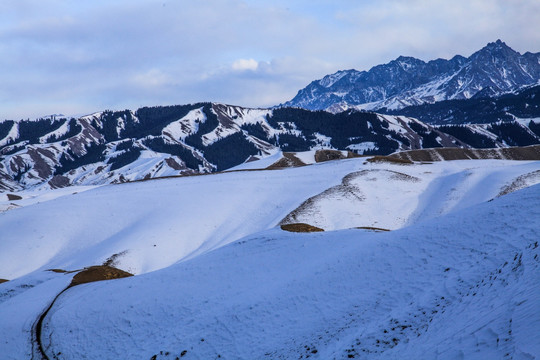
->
[284,41,540,112]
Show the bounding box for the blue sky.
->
[1,0,539,119]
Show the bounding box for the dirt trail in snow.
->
[32,266,133,359]
[33,288,68,360]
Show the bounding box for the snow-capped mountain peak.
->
[284,40,540,112]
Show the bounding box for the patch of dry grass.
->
[314,150,360,163]
[69,265,133,288]
[266,153,307,170]
[367,156,413,165]
[388,145,540,162]
[280,223,324,233]
[47,269,69,273]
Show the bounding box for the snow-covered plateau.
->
[0,156,539,359]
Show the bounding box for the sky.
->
[1,0,540,119]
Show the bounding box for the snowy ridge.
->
[1,101,539,191]
[162,107,206,141]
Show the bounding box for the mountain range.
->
[384,83,540,124]
[2,102,540,191]
[2,40,540,191]
[284,40,540,113]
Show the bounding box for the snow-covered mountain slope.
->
[0,106,458,191]
[0,103,276,191]
[385,83,540,125]
[0,157,538,359]
[2,101,540,192]
[284,40,540,112]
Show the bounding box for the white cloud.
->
[0,0,539,119]
[132,69,172,88]
[231,59,259,71]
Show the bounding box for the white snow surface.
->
[292,150,319,164]
[0,122,19,147]
[347,141,377,152]
[0,158,539,359]
[514,116,540,127]
[227,150,283,171]
[162,107,207,141]
[0,185,98,212]
[0,159,366,279]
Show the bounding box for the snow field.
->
[0,157,539,359]
[40,183,540,359]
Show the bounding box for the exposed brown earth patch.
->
[6,193,22,201]
[27,147,55,179]
[69,265,133,288]
[47,269,70,273]
[266,153,307,169]
[165,157,186,171]
[367,156,413,165]
[314,149,360,163]
[389,145,540,162]
[280,223,324,233]
[0,279,9,284]
[48,175,70,189]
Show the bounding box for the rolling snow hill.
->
[0,156,539,359]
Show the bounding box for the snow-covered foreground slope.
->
[7,177,539,359]
[0,158,364,280]
[1,159,540,280]
[0,158,539,359]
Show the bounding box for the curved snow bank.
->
[1,159,539,280]
[281,160,540,230]
[0,159,361,279]
[42,183,540,359]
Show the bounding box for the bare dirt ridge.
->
[314,149,360,163]
[367,156,413,165]
[389,144,540,162]
[266,153,307,169]
[280,223,325,233]
[6,193,22,201]
[69,265,133,287]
